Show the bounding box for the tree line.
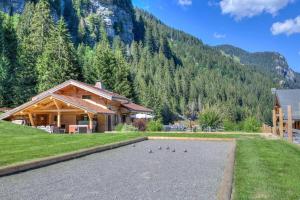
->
[0,0,276,124]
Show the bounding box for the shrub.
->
[243,117,261,132]
[199,107,222,129]
[133,119,147,131]
[146,120,163,132]
[121,124,138,132]
[115,123,137,132]
[115,124,124,132]
[223,120,242,131]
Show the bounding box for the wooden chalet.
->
[273,89,300,141]
[0,80,152,133]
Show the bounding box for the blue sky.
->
[132,0,300,72]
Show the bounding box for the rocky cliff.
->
[80,0,134,44]
[0,0,134,44]
[215,44,300,88]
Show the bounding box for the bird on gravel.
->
[166,146,170,150]
[172,149,176,152]
[158,146,162,150]
[132,144,136,147]
[149,149,153,153]
[184,149,188,153]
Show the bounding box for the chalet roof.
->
[0,93,115,120]
[121,102,153,113]
[32,80,129,101]
[52,94,115,114]
[275,89,300,120]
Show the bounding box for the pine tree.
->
[30,0,54,57]
[0,15,8,106]
[13,2,38,105]
[91,27,116,90]
[14,0,54,104]
[37,18,80,92]
[0,14,18,107]
[113,48,132,97]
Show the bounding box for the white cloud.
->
[213,32,226,39]
[271,16,300,35]
[220,0,293,20]
[178,0,192,6]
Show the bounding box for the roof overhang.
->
[0,94,115,120]
[32,80,114,101]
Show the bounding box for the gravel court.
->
[0,140,234,200]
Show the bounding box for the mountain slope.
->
[0,1,278,123]
[215,44,300,88]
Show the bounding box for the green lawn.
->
[0,121,142,167]
[233,138,300,200]
[1,121,300,199]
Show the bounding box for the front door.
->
[36,114,48,126]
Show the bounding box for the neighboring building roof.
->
[121,102,153,113]
[275,89,300,120]
[0,93,115,120]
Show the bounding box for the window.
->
[82,95,91,100]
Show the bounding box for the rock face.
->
[0,0,134,44]
[273,54,296,84]
[84,0,134,44]
[216,45,299,87]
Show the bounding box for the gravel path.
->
[0,140,234,200]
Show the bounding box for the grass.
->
[1,121,300,198]
[233,138,300,200]
[0,121,142,167]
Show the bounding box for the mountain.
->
[215,44,300,88]
[0,0,279,124]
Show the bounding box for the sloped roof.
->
[32,80,129,101]
[52,94,115,114]
[276,89,300,120]
[121,102,153,113]
[0,93,115,120]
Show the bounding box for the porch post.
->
[287,105,293,142]
[272,109,276,135]
[88,113,93,131]
[28,113,35,127]
[279,108,284,138]
[57,112,61,128]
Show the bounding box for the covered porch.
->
[5,94,115,133]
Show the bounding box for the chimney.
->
[95,81,104,89]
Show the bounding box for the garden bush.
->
[223,120,242,131]
[199,107,222,129]
[115,124,124,132]
[243,117,261,132]
[146,120,163,132]
[115,123,137,132]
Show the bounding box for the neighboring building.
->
[273,89,300,139]
[0,80,152,133]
